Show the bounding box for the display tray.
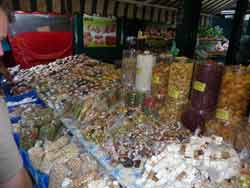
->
[61,118,143,188]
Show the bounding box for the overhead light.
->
[245,14,250,20]
[225,15,233,19]
[221,10,235,15]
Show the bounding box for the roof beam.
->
[208,0,235,14]
[203,0,232,10]
[202,0,219,8]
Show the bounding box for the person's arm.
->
[0,4,32,188]
[0,100,33,188]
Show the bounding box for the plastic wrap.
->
[121,49,137,90]
[135,51,155,93]
[9,12,72,37]
[206,66,250,143]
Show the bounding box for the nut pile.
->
[49,154,120,188]
[28,136,80,174]
[9,104,63,149]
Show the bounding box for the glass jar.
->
[121,49,137,90]
[206,66,250,143]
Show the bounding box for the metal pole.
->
[176,0,202,58]
[226,0,249,65]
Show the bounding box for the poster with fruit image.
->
[83,15,117,47]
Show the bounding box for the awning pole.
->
[226,0,249,65]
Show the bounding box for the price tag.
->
[136,68,142,75]
[168,87,180,99]
[193,81,206,92]
[216,109,230,121]
[153,76,160,84]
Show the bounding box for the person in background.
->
[0,1,33,188]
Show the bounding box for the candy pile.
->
[9,104,63,149]
[49,154,120,188]
[137,136,240,188]
[28,136,80,174]
[100,110,190,168]
[69,93,191,168]
[13,55,121,111]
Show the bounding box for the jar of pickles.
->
[121,49,137,90]
[206,66,250,143]
[182,61,224,132]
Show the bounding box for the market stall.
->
[1,51,250,188]
[2,0,250,188]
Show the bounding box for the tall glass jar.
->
[121,49,137,90]
[182,62,224,132]
[206,66,250,142]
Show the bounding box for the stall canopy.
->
[116,0,236,14]
[9,0,236,21]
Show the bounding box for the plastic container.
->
[135,51,155,93]
[151,61,170,101]
[190,62,224,111]
[121,49,137,90]
[160,58,193,122]
[182,62,224,132]
[167,58,194,105]
[206,66,250,142]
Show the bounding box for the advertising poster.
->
[83,15,117,47]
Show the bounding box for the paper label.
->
[168,87,180,99]
[193,81,206,92]
[37,26,51,32]
[153,76,160,84]
[136,68,142,75]
[216,109,229,121]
